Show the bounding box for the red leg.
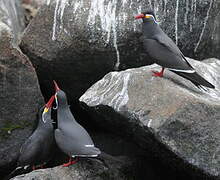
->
[63,157,78,167]
[152,67,165,77]
[32,165,36,170]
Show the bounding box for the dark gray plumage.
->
[136,10,215,89]
[17,106,54,169]
[54,81,100,166]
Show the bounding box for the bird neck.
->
[57,106,77,126]
[38,119,53,129]
[143,21,160,38]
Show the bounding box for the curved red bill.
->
[135,14,145,19]
[53,80,60,92]
[45,95,55,109]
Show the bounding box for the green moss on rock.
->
[0,120,31,140]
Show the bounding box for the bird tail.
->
[170,70,215,89]
[3,167,27,180]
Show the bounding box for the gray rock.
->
[22,0,46,8]
[80,58,220,179]
[0,0,25,45]
[0,20,44,174]
[11,155,135,180]
[20,0,220,100]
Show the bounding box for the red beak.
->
[45,95,55,109]
[53,80,60,92]
[135,14,145,19]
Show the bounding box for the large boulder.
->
[20,0,220,100]
[11,155,135,180]
[0,0,25,44]
[80,58,220,179]
[0,20,44,174]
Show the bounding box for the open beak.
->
[135,14,144,19]
[43,95,55,114]
[42,95,55,123]
[53,80,60,92]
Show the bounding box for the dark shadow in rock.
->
[18,72,213,180]
[79,102,217,180]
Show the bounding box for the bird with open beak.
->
[135,10,215,89]
[53,80,101,167]
[17,95,55,171]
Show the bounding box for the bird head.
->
[42,95,55,123]
[135,10,157,23]
[53,80,68,108]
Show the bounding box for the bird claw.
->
[63,159,78,167]
[152,70,163,77]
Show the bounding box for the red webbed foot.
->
[152,68,165,77]
[63,157,78,167]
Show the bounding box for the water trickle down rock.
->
[20,0,150,100]
[20,0,220,101]
[0,0,25,45]
[80,58,220,179]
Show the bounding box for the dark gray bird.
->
[53,81,101,167]
[17,95,55,170]
[135,10,215,89]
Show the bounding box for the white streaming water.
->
[111,0,120,70]
[52,0,68,41]
[80,70,131,111]
[184,0,189,25]
[73,0,82,14]
[87,0,121,69]
[0,0,24,45]
[194,0,213,52]
[175,0,179,45]
[193,0,197,22]
[47,0,51,6]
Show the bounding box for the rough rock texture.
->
[9,133,165,180]
[80,58,220,179]
[11,155,135,180]
[0,20,44,174]
[0,0,25,44]
[20,0,220,100]
[22,0,46,8]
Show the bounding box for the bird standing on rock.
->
[53,81,101,167]
[135,10,215,89]
[17,95,55,170]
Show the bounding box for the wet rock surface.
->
[80,58,220,179]
[0,17,44,175]
[0,0,25,44]
[20,0,151,101]
[11,155,135,180]
[20,0,220,100]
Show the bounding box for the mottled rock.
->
[0,0,25,44]
[22,0,46,8]
[20,0,151,101]
[20,0,220,100]
[80,58,220,179]
[11,155,135,180]
[0,20,44,174]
